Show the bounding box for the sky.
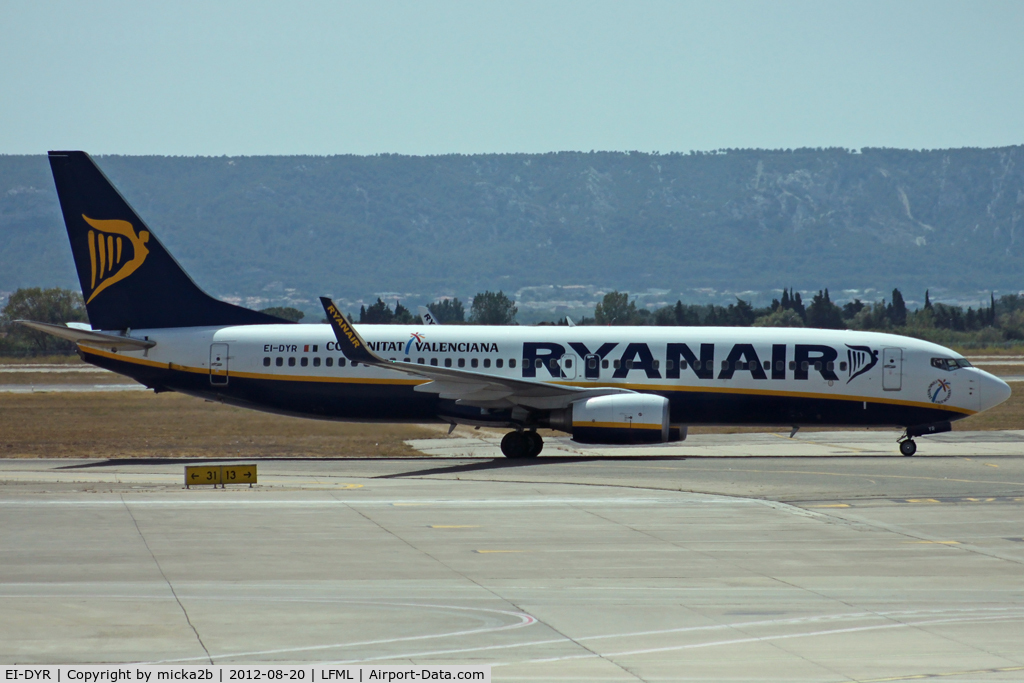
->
[1,1,1023,156]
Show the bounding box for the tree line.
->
[3,286,1023,357]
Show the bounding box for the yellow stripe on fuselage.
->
[574,421,663,430]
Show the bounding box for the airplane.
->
[19,151,1011,458]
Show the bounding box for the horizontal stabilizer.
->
[16,320,156,351]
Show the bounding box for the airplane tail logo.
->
[82,215,150,303]
[846,345,879,384]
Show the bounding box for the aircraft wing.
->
[16,320,156,351]
[320,297,630,410]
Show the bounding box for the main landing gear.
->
[500,430,543,459]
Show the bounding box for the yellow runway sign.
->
[185,464,257,488]
[222,463,257,486]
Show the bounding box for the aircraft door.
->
[210,343,229,385]
[584,354,600,380]
[559,353,578,380]
[882,347,902,391]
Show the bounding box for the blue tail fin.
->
[48,151,291,330]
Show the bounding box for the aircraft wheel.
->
[501,432,536,459]
[899,439,917,457]
[526,431,544,457]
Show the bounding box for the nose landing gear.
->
[500,430,543,458]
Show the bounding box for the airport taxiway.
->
[1,433,1023,681]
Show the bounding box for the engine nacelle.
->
[550,394,676,445]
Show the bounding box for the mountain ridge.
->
[1,147,1021,316]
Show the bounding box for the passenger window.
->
[721,360,729,370]
[444,358,452,367]
[430,358,438,366]
[326,357,333,367]
[509,359,516,368]
[496,359,503,368]
[313,357,321,367]
[472,358,479,368]
[404,357,411,362]
[602,360,609,369]
[801,361,809,371]
[564,359,572,368]
[763,360,771,370]
[814,361,822,371]
[263,357,271,367]
[352,361,358,367]
[338,358,347,367]
[691,360,699,370]
[625,360,633,369]
[300,357,309,367]
[276,357,283,367]
[839,361,846,371]
[776,361,784,371]
[652,360,659,369]
[789,361,796,370]
[589,357,598,369]
[826,361,834,371]
[534,359,542,369]
[458,358,465,368]
[484,359,491,368]
[288,357,296,367]
[417,358,425,364]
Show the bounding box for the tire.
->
[526,431,544,457]
[900,439,917,457]
[501,432,533,459]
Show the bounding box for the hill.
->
[2,147,1023,317]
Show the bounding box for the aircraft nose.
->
[979,371,1012,412]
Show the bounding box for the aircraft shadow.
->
[375,454,689,479]
[53,454,689,471]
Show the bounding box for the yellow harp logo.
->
[82,215,150,303]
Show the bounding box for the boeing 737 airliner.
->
[21,151,1011,457]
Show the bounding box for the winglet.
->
[319,297,380,364]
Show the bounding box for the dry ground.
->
[0,392,440,459]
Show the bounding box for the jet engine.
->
[547,394,682,445]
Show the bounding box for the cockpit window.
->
[931,357,972,371]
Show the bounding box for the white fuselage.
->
[80,323,1010,428]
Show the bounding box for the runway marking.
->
[796,496,1024,508]
[145,601,538,664]
[985,463,999,467]
[429,525,480,528]
[488,612,1024,669]
[855,665,1024,682]
[683,466,1024,487]
[906,540,960,544]
[327,610,1024,666]
[475,549,527,553]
